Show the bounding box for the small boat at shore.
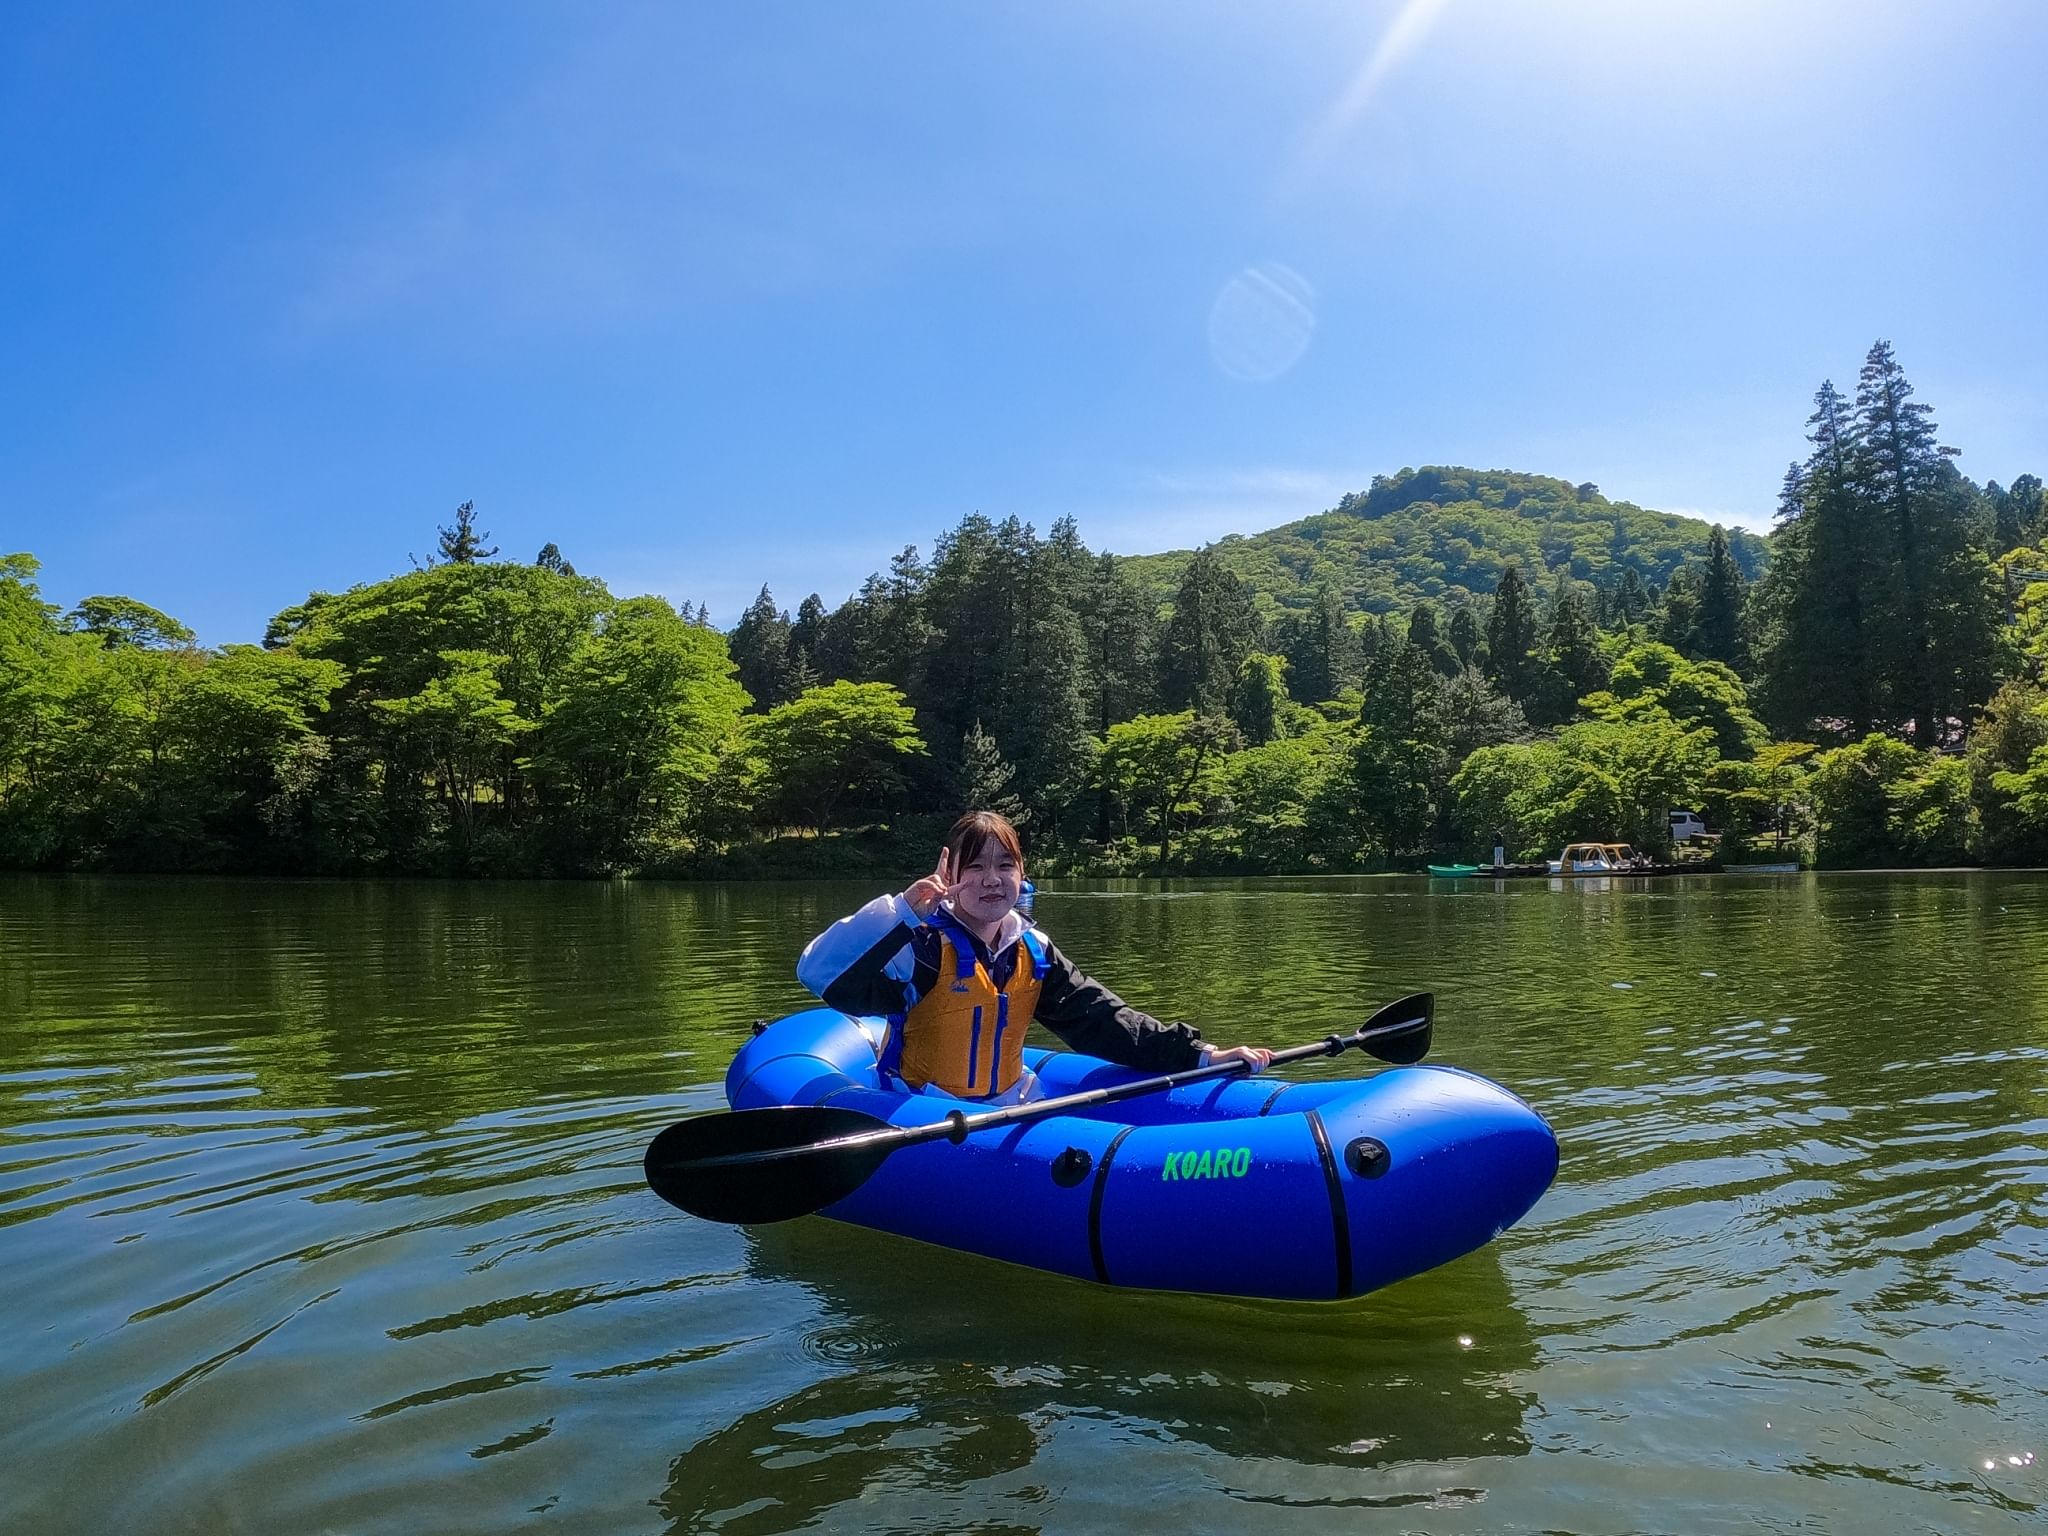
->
[1548,841,1639,874]
[1425,842,1721,879]
[1540,842,1717,877]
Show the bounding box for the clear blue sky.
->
[5,0,2043,644]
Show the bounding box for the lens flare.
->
[1207,262,1316,383]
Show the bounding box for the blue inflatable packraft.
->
[725,1009,1558,1301]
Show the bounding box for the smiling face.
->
[942,812,1027,936]
[950,839,1023,931]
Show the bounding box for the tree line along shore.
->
[4,341,2046,880]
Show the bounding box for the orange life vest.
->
[888,920,1049,1098]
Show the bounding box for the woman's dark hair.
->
[944,810,1025,873]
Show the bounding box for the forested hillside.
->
[4,343,2045,878]
[1121,467,1769,616]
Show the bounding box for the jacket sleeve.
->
[1030,937,1207,1072]
[796,893,924,1017]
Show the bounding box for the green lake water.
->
[2,871,2044,1534]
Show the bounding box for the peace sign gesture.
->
[902,847,960,919]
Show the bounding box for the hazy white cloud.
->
[287,152,978,343]
[280,21,1013,344]
[1660,505,1775,535]
[1061,463,1376,557]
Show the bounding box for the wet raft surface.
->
[724,1009,1557,1299]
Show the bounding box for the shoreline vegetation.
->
[6,341,2048,882]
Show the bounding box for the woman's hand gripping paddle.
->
[642,992,1433,1226]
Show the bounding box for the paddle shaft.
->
[678,1011,1423,1173]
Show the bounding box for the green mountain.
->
[1123,466,1768,614]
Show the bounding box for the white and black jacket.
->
[795,893,1209,1074]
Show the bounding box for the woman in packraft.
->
[797,810,1272,1103]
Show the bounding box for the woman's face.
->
[950,839,1023,928]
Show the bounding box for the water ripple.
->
[4,872,2047,1533]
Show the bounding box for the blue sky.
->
[5,0,2043,644]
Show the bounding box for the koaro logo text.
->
[1162,1148,1252,1180]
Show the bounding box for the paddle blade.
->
[1358,990,1434,1064]
[644,1105,897,1225]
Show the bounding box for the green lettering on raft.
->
[1160,1147,1254,1180]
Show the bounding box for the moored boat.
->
[1539,841,1717,877]
[721,1009,1558,1301]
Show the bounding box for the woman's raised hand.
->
[902,847,957,919]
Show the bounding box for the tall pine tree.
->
[1448,604,1483,670]
[1530,573,1608,725]
[434,502,498,565]
[1278,585,1360,703]
[1754,383,1884,737]
[1853,340,1997,744]
[1076,552,1160,734]
[1406,601,1459,677]
[1232,654,1290,745]
[1691,525,1747,668]
[1483,563,1540,705]
[729,585,796,710]
[1161,547,1262,715]
[1856,340,1953,738]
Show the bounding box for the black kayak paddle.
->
[643,990,1433,1226]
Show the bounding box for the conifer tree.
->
[1855,340,1955,738]
[1691,526,1747,668]
[790,594,828,677]
[1359,636,1440,739]
[958,721,1028,827]
[729,585,795,711]
[1618,566,1649,628]
[1483,563,1539,705]
[1804,382,1881,731]
[992,517,1092,832]
[1350,636,1448,859]
[435,502,498,565]
[876,545,934,692]
[1529,573,1607,725]
[1850,340,2001,744]
[1754,385,1883,737]
[1279,585,1360,703]
[1232,654,1289,745]
[1448,604,1483,670]
[2001,474,2046,549]
[1406,601,1459,677]
[1161,547,1262,715]
[1656,568,1700,656]
[1076,552,1159,734]
[914,515,1004,761]
[815,576,888,683]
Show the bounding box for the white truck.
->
[1669,809,1710,843]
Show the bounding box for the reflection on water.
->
[2,872,2046,1533]
[656,1226,1535,1534]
